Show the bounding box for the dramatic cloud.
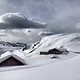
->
[0,0,80,43]
[0,13,46,29]
[38,31,53,36]
[0,0,80,33]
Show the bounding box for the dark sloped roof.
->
[49,48,61,52]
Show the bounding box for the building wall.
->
[40,52,48,55]
[50,51,62,54]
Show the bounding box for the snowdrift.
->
[0,53,80,80]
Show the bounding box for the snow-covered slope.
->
[0,53,80,80]
[30,33,80,54]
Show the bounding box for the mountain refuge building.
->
[0,51,26,67]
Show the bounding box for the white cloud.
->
[0,29,40,43]
[38,31,53,36]
[75,23,80,29]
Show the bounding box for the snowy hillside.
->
[30,33,80,54]
[0,41,26,55]
[0,33,80,80]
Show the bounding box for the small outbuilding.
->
[40,52,48,55]
[0,51,26,67]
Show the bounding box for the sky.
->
[0,0,80,43]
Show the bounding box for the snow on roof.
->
[0,51,26,64]
[41,48,67,52]
[56,48,68,52]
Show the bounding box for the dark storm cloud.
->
[0,0,80,43]
[0,0,80,32]
[0,13,46,29]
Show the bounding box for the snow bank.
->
[0,54,80,80]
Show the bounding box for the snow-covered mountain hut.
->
[40,48,67,55]
[0,51,26,66]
